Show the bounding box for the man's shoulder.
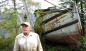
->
[30,32,39,36]
[16,33,23,39]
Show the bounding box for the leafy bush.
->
[0,37,15,51]
[80,34,86,51]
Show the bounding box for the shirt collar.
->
[22,32,32,38]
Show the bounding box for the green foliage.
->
[0,8,19,51]
[80,35,86,51]
[34,16,43,36]
[34,10,44,35]
[34,10,48,35]
[0,37,15,51]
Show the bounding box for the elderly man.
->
[13,22,43,51]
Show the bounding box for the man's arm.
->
[37,35,43,51]
[13,37,19,51]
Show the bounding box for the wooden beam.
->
[42,10,69,24]
[42,19,78,35]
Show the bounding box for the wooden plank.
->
[42,19,78,35]
[42,10,69,24]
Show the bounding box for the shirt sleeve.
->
[37,35,43,51]
[13,37,19,51]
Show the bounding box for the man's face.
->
[22,25,30,34]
